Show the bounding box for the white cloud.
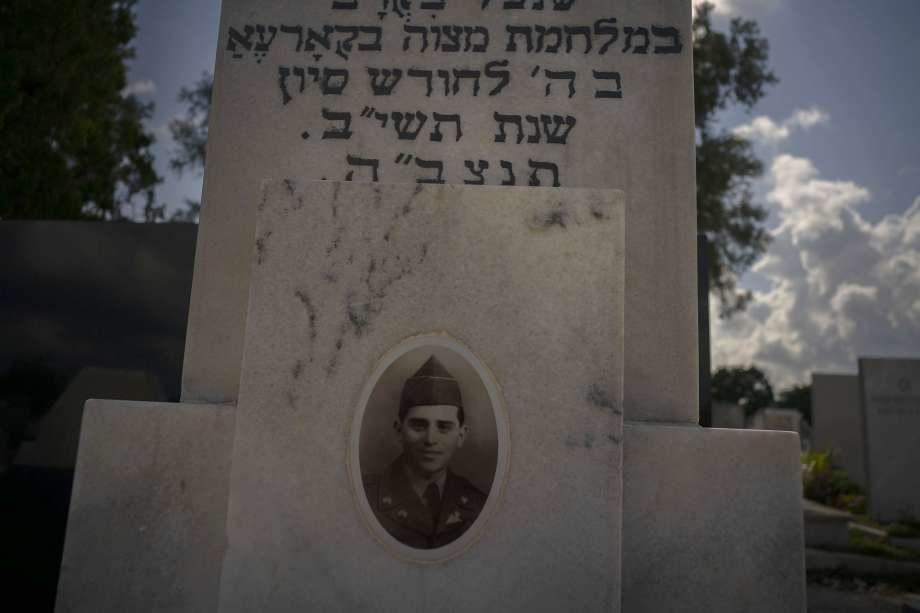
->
[122,78,157,98]
[694,0,781,17]
[733,107,829,146]
[711,155,920,389]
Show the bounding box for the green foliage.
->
[711,365,774,416]
[169,72,212,178]
[887,521,920,539]
[848,530,920,562]
[694,2,777,316]
[802,450,865,512]
[777,383,812,423]
[162,71,212,222]
[0,0,159,220]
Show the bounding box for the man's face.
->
[396,404,467,477]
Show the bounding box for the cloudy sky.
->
[128,0,920,390]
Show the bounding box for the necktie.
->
[423,482,441,524]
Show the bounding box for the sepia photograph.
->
[357,341,499,551]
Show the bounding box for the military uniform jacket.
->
[363,457,487,549]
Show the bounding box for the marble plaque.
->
[859,358,920,522]
[183,0,696,425]
[219,181,624,611]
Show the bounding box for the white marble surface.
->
[182,0,697,425]
[622,423,806,613]
[220,181,625,611]
[56,400,235,613]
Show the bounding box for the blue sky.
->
[128,0,920,388]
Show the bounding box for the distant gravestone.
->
[751,408,802,434]
[859,358,920,522]
[219,181,625,610]
[710,402,745,429]
[811,373,865,488]
[183,0,696,427]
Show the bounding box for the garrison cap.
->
[400,356,462,412]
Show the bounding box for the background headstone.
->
[183,0,696,425]
[811,373,865,488]
[219,181,625,611]
[710,401,744,429]
[859,357,920,522]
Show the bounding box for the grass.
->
[847,530,920,562]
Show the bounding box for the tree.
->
[0,0,159,221]
[711,365,774,417]
[694,2,777,316]
[777,383,811,424]
[166,71,212,221]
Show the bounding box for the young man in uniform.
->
[363,356,486,549]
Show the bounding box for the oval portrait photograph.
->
[350,334,507,562]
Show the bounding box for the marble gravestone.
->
[219,181,625,611]
[859,358,920,522]
[184,0,696,425]
[57,1,808,611]
[811,373,865,488]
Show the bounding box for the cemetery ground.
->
[801,449,920,610]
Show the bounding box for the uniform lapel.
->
[378,457,435,537]
[434,471,477,536]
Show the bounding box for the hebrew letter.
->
[494,112,524,144]
[540,114,576,144]
[408,68,434,97]
[430,26,443,51]
[403,25,429,52]
[345,155,379,181]
[552,0,576,9]
[392,111,429,140]
[564,25,592,53]
[431,113,462,142]
[254,25,278,52]
[594,18,618,54]
[436,70,451,96]
[623,26,649,54]
[415,158,445,184]
[525,115,541,143]
[481,0,493,7]
[278,66,291,105]
[332,0,358,8]
[452,69,481,96]
[544,69,575,97]
[652,25,683,54]
[367,68,403,95]
[420,0,447,8]
[593,70,623,98]
[503,0,526,7]
[279,25,304,51]
[500,160,515,185]
[373,110,389,127]
[321,68,350,94]
[305,26,334,51]
[322,109,353,139]
[358,26,383,51]
[464,160,489,184]
[278,66,300,105]
[227,25,254,57]
[528,159,560,186]
[485,59,511,95]
[535,26,563,53]
[464,27,489,52]
[506,26,533,52]
[334,25,360,59]
[442,26,464,52]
